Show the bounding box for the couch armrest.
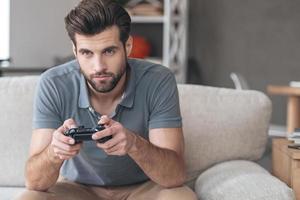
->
[195,160,295,200]
[177,84,272,182]
[0,76,39,187]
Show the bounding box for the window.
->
[0,0,10,62]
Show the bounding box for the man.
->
[18,0,197,199]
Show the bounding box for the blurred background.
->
[1,0,300,127]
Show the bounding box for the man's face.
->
[74,26,132,93]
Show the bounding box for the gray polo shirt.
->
[33,58,182,186]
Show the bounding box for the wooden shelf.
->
[272,138,300,199]
[267,85,300,96]
[127,0,188,83]
[131,15,164,23]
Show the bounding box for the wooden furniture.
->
[128,0,188,83]
[267,85,300,133]
[268,86,300,198]
[272,138,300,199]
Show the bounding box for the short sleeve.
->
[32,76,62,129]
[148,72,182,129]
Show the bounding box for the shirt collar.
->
[78,63,136,109]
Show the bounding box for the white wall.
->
[189,0,300,125]
[0,0,10,61]
[10,0,80,67]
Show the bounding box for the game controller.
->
[64,125,112,143]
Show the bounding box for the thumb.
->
[98,115,113,126]
[63,118,77,131]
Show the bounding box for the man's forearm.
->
[128,135,186,188]
[25,145,63,191]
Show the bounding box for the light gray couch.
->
[0,76,295,200]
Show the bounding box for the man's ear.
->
[125,36,133,57]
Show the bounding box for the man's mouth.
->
[93,74,112,81]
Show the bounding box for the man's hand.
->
[92,115,136,156]
[25,118,83,191]
[49,119,82,160]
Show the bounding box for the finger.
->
[53,129,75,145]
[55,119,79,145]
[71,142,82,151]
[103,144,126,156]
[51,139,73,152]
[52,137,82,152]
[98,115,114,126]
[61,142,82,152]
[92,126,115,140]
[105,143,121,154]
[52,145,79,160]
[97,129,123,149]
[96,137,116,149]
[58,155,70,160]
[52,142,81,155]
[54,148,79,157]
[63,118,77,130]
[57,153,77,160]
[96,137,125,155]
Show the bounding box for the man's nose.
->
[93,56,107,72]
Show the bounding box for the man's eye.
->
[104,49,115,56]
[81,51,92,55]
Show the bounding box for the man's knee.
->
[14,181,90,200]
[157,186,198,200]
[14,189,51,200]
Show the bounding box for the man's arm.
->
[129,127,186,188]
[25,128,63,191]
[93,116,186,188]
[25,119,81,191]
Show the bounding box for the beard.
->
[82,62,127,93]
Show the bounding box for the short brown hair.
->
[65,0,131,46]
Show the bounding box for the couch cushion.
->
[195,160,295,200]
[0,78,271,188]
[0,76,39,187]
[177,84,272,183]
